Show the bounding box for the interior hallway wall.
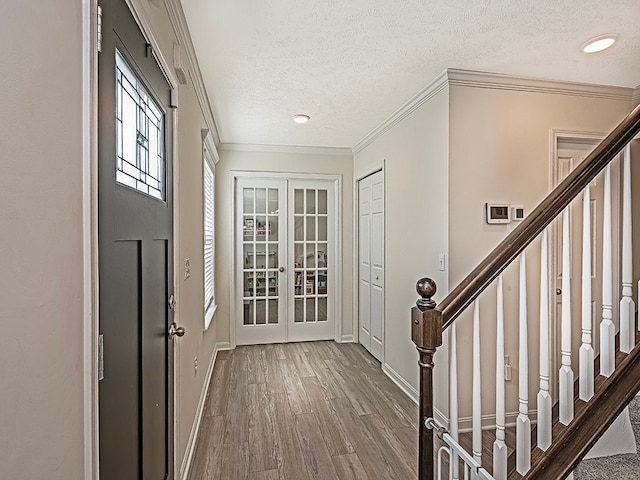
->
[448,84,633,425]
[0,1,85,478]
[353,86,451,419]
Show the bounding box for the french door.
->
[235,176,337,345]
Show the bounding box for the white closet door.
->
[359,177,372,352]
[359,170,384,361]
[369,172,384,360]
[553,141,617,367]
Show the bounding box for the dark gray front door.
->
[98,1,174,478]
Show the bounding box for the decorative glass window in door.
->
[293,188,328,323]
[242,187,280,325]
[115,50,165,200]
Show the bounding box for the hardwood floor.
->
[188,342,419,480]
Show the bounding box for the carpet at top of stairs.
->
[574,397,640,479]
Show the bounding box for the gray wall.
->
[447,84,632,424]
[354,86,451,416]
[0,1,85,478]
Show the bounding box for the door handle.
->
[169,322,185,338]
[556,288,562,295]
[279,266,285,272]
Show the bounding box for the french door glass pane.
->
[318,217,327,241]
[243,186,279,326]
[318,190,327,214]
[293,188,329,323]
[295,298,304,323]
[244,299,254,325]
[318,298,327,322]
[294,190,304,214]
[306,298,316,323]
[268,300,278,324]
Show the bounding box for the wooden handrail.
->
[439,103,640,331]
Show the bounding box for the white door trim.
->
[548,129,621,400]
[82,1,98,478]
[229,171,343,348]
[353,162,385,363]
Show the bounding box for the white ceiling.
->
[181,0,640,149]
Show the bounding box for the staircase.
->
[411,103,640,480]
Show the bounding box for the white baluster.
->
[450,322,460,480]
[516,253,531,474]
[620,144,635,353]
[493,275,507,480]
[472,299,482,469]
[559,207,575,425]
[580,185,594,401]
[537,229,552,450]
[601,164,615,376]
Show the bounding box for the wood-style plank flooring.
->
[188,341,419,480]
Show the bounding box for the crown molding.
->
[219,143,353,157]
[352,70,449,155]
[163,0,221,162]
[353,68,635,154]
[447,68,634,101]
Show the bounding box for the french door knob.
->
[556,288,562,295]
[279,266,285,272]
[169,322,185,338]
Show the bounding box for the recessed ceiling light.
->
[293,114,310,124]
[581,34,618,53]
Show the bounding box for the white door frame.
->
[548,129,620,400]
[229,171,343,349]
[82,2,98,478]
[352,162,385,363]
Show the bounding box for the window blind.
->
[204,159,214,312]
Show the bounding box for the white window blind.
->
[203,156,215,322]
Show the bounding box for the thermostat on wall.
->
[486,203,511,224]
[512,205,525,221]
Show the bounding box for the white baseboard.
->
[179,341,230,480]
[381,363,451,427]
[380,362,538,432]
[456,410,537,433]
[338,335,354,343]
[382,362,419,404]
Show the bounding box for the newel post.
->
[411,278,443,480]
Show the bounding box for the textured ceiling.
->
[181,0,640,149]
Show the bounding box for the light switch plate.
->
[512,205,525,221]
[184,258,191,280]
